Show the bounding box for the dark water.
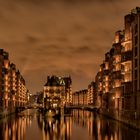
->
[0,109,140,140]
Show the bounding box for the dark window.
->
[134,80,137,91]
[135,96,137,110]
[135,59,137,67]
[135,24,138,34]
[135,36,138,45]
[135,47,137,56]
[122,98,124,109]
[135,69,137,79]
[122,86,125,96]
[49,89,54,94]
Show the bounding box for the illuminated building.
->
[16,71,27,107]
[95,27,131,116]
[102,52,110,110]
[72,91,79,106]
[95,64,103,108]
[63,77,72,106]
[2,51,10,109]
[10,63,17,108]
[95,7,140,120]
[121,14,133,111]
[109,31,123,114]
[130,7,140,117]
[72,89,88,106]
[0,50,12,109]
[43,75,72,108]
[79,89,87,105]
[87,81,96,105]
[0,49,28,112]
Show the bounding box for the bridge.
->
[17,104,100,114]
[65,105,100,111]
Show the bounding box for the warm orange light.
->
[112,96,115,100]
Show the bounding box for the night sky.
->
[1,0,139,93]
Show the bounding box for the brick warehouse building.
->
[0,49,28,113]
[43,75,72,109]
[95,7,140,123]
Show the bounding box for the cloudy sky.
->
[0,0,139,93]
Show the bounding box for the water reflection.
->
[37,114,72,140]
[0,109,34,140]
[0,109,140,140]
[72,110,140,140]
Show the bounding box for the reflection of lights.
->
[49,120,52,127]
[9,128,11,137]
[112,96,115,100]
[53,103,57,107]
[42,121,45,140]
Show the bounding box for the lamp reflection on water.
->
[0,109,140,140]
[37,114,72,140]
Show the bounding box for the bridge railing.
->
[65,105,100,110]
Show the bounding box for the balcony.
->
[112,86,122,92]
[122,82,132,96]
[112,64,121,72]
[121,68,131,75]
[102,94,109,100]
[98,91,103,96]
[2,67,8,75]
[103,69,109,75]
[112,71,122,79]
[113,55,121,64]
[122,73,132,82]
[121,51,132,63]
[113,43,122,55]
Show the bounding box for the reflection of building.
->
[43,75,72,108]
[0,49,28,112]
[1,109,137,140]
[71,110,122,140]
[72,89,88,106]
[0,111,31,140]
[37,114,72,140]
[72,110,91,127]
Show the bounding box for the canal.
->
[0,109,140,140]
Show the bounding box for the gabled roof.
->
[44,75,63,86]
